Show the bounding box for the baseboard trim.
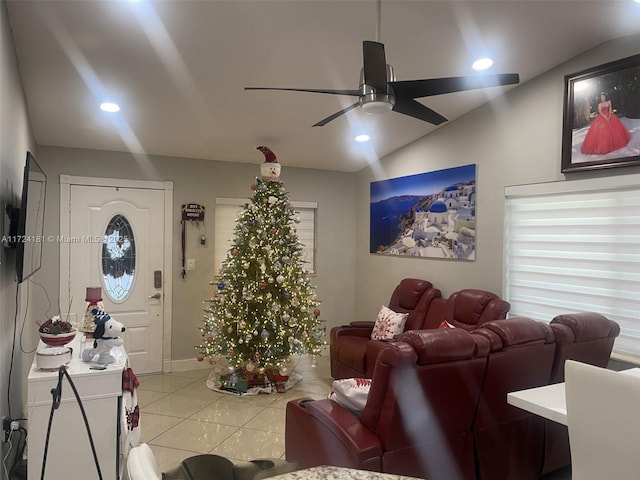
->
[166,357,211,373]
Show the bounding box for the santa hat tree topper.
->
[257,146,281,181]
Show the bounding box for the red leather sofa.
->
[287,328,491,479]
[470,319,556,480]
[330,279,510,380]
[287,314,620,479]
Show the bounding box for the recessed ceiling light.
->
[355,134,370,142]
[100,102,120,113]
[472,58,494,71]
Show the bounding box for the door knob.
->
[148,292,162,299]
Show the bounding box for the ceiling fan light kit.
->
[359,64,396,114]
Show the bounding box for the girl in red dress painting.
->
[581,92,631,155]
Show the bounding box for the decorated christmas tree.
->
[197,146,324,392]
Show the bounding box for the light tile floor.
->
[136,355,332,475]
[135,354,571,480]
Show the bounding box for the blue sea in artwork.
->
[370,196,422,252]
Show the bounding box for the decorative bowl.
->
[36,346,72,370]
[40,330,76,347]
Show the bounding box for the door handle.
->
[148,292,162,299]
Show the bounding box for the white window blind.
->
[504,174,640,362]
[214,198,317,275]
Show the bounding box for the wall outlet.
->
[2,417,11,442]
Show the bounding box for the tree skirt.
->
[206,370,302,396]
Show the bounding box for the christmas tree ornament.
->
[257,146,281,182]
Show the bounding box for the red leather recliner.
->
[471,318,556,480]
[329,278,441,379]
[440,289,511,331]
[286,328,491,479]
[541,312,621,475]
[330,282,510,380]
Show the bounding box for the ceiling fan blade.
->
[245,87,360,96]
[313,102,361,127]
[362,41,388,91]
[393,99,448,125]
[391,73,520,100]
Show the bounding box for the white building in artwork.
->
[456,204,474,222]
[413,211,441,242]
[428,200,448,224]
[444,185,460,199]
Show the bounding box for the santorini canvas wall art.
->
[370,164,477,260]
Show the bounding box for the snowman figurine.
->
[257,146,281,182]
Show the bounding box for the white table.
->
[27,334,127,480]
[507,367,640,425]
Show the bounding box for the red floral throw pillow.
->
[371,305,409,341]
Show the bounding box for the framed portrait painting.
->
[561,53,640,173]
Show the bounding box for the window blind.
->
[214,198,317,276]
[504,174,640,362]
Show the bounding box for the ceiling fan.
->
[245,3,519,127]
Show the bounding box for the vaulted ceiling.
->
[6,0,640,172]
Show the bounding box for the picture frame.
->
[561,53,640,173]
[370,164,476,260]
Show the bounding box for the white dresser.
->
[27,335,127,480]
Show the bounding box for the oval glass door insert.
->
[102,214,135,302]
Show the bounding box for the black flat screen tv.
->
[6,152,47,283]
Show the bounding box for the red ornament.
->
[197,355,204,362]
[259,281,267,289]
[207,336,214,343]
[251,184,257,191]
[314,308,320,317]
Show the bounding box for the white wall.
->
[33,146,357,363]
[354,34,640,323]
[1,0,36,423]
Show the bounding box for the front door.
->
[60,179,171,374]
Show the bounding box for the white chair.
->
[127,443,161,480]
[565,360,640,480]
